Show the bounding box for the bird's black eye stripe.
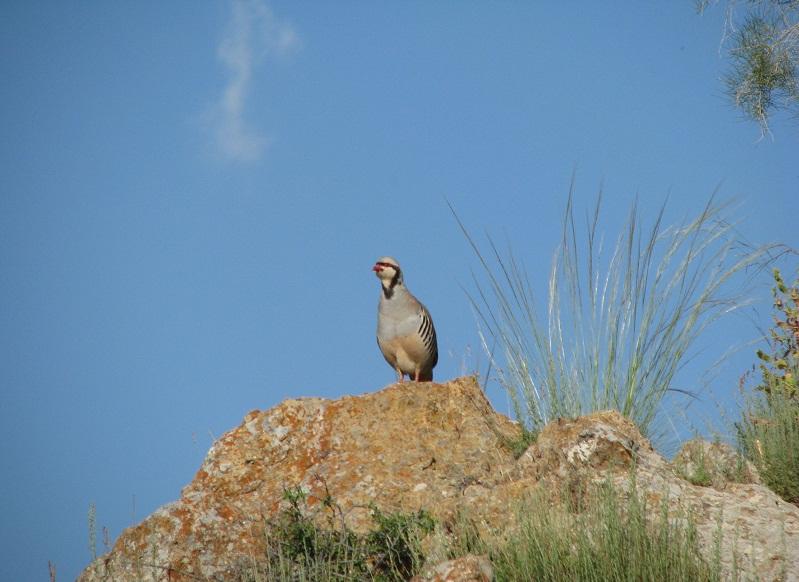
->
[376,262,399,270]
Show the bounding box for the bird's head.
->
[373,256,402,286]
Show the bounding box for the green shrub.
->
[737,269,799,504]
[755,269,798,401]
[367,506,435,578]
[240,486,435,582]
[738,388,799,504]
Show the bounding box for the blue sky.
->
[1,2,796,580]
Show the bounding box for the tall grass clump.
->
[454,185,774,440]
[448,477,723,581]
[496,485,721,581]
[736,268,799,504]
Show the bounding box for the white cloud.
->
[208,0,298,163]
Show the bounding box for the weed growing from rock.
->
[239,486,435,581]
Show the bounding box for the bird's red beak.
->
[372,264,383,272]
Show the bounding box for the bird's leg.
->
[396,368,404,383]
[413,370,420,382]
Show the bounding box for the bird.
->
[373,256,438,382]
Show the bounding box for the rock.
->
[672,438,761,489]
[411,554,493,582]
[519,415,797,581]
[77,377,799,582]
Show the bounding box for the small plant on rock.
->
[737,268,799,504]
[367,505,435,579]
[241,485,436,582]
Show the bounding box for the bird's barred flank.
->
[421,313,436,350]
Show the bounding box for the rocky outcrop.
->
[672,438,761,489]
[77,377,799,582]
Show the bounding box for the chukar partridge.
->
[373,257,438,382]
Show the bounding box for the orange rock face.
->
[77,377,799,582]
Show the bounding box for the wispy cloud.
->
[208,0,298,163]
